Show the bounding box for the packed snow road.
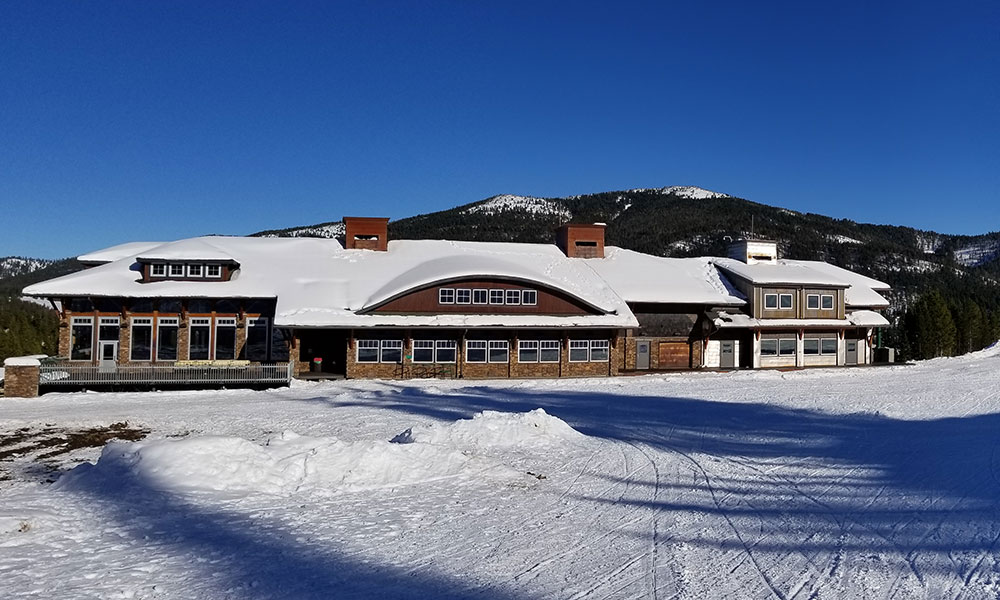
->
[2,346,1000,599]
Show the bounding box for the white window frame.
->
[518,340,539,363]
[489,289,505,305]
[412,340,435,363]
[779,294,793,310]
[156,317,180,362]
[521,289,537,306]
[466,340,487,363]
[590,339,610,362]
[778,338,796,356]
[505,289,521,305]
[380,339,403,363]
[569,340,590,362]
[439,288,455,304]
[357,339,379,363]
[70,316,95,361]
[764,293,778,310]
[129,317,154,361]
[187,263,204,278]
[821,337,838,355]
[188,317,212,360]
[150,263,166,278]
[472,289,488,305]
[488,340,509,363]
[803,338,820,356]
[435,340,457,363]
[821,294,835,310]
[169,264,186,278]
[455,289,472,304]
[205,264,222,278]
[539,340,560,363]
[806,294,820,310]
[760,339,778,356]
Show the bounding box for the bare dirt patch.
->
[0,422,149,478]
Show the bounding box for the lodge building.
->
[23,218,891,383]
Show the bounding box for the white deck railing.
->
[39,362,293,386]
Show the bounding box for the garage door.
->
[657,341,690,369]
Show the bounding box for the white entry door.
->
[98,341,118,370]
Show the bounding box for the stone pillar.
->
[3,357,41,398]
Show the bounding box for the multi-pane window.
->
[380,340,403,363]
[455,289,471,304]
[489,290,505,304]
[157,317,179,361]
[488,341,509,363]
[150,264,166,278]
[189,317,211,360]
[169,264,185,277]
[821,295,834,310]
[466,340,487,363]
[435,340,457,363]
[214,318,237,360]
[412,340,435,363]
[806,337,838,356]
[521,290,537,305]
[70,317,94,360]
[414,340,458,363]
[472,289,488,304]
[130,317,153,361]
[505,290,521,305]
[539,340,560,362]
[764,294,778,310]
[205,264,222,278]
[779,294,793,309]
[357,340,380,363]
[569,340,590,362]
[439,289,455,304]
[187,264,203,278]
[518,340,539,363]
[98,317,120,342]
[590,340,610,362]
[760,337,800,357]
[244,317,269,361]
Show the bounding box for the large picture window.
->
[414,340,457,363]
[412,340,435,363]
[244,317,269,361]
[539,340,560,362]
[518,340,539,363]
[488,340,509,363]
[380,340,403,363]
[435,340,457,363]
[569,340,590,362]
[98,317,120,342]
[214,318,237,360]
[130,317,153,361]
[70,317,94,361]
[189,317,211,360]
[357,340,379,363]
[157,317,179,361]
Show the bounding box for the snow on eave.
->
[78,241,167,265]
[135,238,239,263]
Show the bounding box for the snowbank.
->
[57,430,523,497]
[391,408,585,449]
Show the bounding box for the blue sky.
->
[2,1,997,258]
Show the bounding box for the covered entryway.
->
[298,330,348,376]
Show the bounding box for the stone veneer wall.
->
[3,361,40,398]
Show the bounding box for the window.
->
[466,341,487,363]
[489,290,505,305]
[505,290,521,305]
[271,326,290,360]
[472,289,488,305]
[779,294,793,309]
[435,340,457,363]
[357,340,379,363]
[243,317,268,361]
[764,294,778,310]
[540,340,560,363]
[205,264,222,278]
[590,340,610,362]
[518,340,539,363]
[439,288,455,304]
[159,299,182,313]
[215,318,237,360]
[130,317,153,361]
[150,264,166,278]
[779,339,796,356]
[413,340,435,363]
[169,264,185,277]
[456,289,471,304]
[98,317,120,342]
[822,295,834,310]
[821,338,838,355]
[189,317,211,360]
[488,340,509,363]
[157,317,179,361]
[187,264,203,278]
[70,317,93,361]
[807,295,820,310]
[804,339,819,355]
[381,340,403,363]
[760,339,778,356]
[521,290,537,306]
[569,340,590,362]
[805,337,839,356]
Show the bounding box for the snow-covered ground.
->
[2,346,1000,599]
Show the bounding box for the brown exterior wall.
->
[372,280,594,315]
[3,365,40,398]
[344,217,389,251]
[557,224,606,259]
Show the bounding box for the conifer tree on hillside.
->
[908,290,958,359]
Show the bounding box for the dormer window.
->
[206,264,222,278]
[150,264,166,278]
[187,264,203,278]
[169,264,185,277]
[142,260,232,282]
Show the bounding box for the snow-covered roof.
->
[135,238,239,263]
[586,247,745,306]
[713,310,890,329]
[78,241,166,265]
[711,258,890,308]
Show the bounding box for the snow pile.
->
[463,195,572,219]
[57,430,523,497]
[391,408,585,450]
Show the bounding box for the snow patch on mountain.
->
[828,234,862,245]
[463,195,572,219]
[629,186,730,200]
[954,241,1000,267]
[258,222,345,239]
[0,257,52,281]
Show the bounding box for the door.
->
[845,340,858,365]
[636,341,650,370]
[720,340,735,369]
[658,341,690,369]
[98,341,118,371]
